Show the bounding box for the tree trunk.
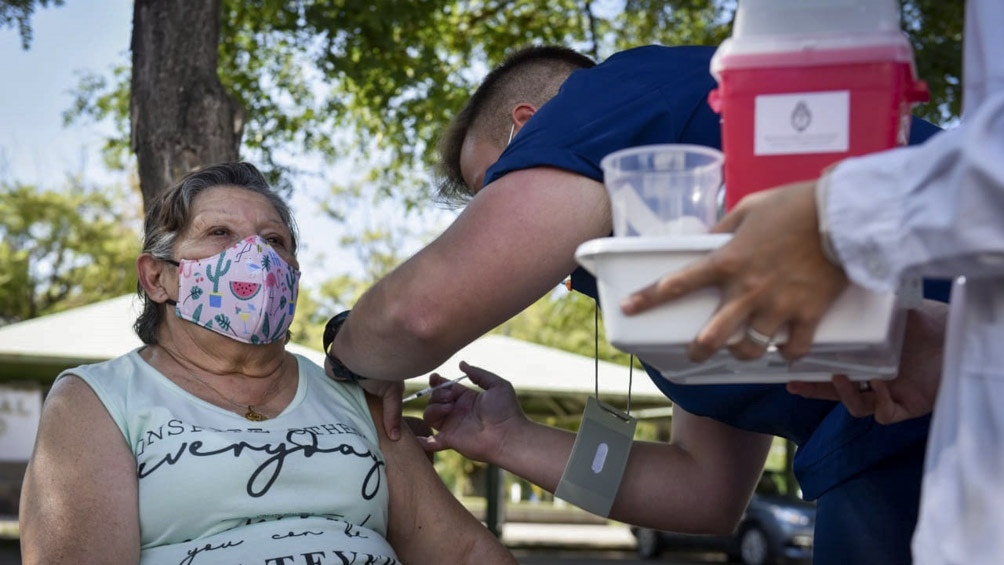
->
[130,0,243,209]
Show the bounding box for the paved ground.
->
[513,549,727,564]
[503,522,637,550]
[505,524,730,564]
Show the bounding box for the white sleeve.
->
[824,0,1004,292]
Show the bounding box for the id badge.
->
[554,396,637,517]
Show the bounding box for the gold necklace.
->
[163,347,286,421]
[185,366,285,421]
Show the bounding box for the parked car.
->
[630,471,815,565]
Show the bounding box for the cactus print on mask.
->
[173,235,300,344]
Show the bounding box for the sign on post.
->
[0,384,43,462]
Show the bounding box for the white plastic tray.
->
[575,235,907,384]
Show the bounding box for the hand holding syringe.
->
[403,375,470,403]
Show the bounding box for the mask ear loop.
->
[161,257,181,306]
[594,301,633,422]
[506,122,516,146]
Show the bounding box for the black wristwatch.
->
[323,310,367,383]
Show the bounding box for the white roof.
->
[0,295,147,363]
[428,331,666,400]
[0,295,668,402]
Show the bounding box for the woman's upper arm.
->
[367,395,516,564]
[20,375,140,565]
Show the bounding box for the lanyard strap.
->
[594,301,633,415]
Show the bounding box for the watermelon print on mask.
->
[170,235,300,344]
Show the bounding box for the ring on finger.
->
[858,381,873,392]
[745,327,773,348]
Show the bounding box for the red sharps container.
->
[709,0,929,210]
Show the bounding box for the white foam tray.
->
[575,235,906,384]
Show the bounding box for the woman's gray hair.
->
[134,162,299,344]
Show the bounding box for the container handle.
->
[907,80,930,104]
[707,89,723,114]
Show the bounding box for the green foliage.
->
[0,179,143,325]
[211,0,595,204]
[62,64,133,172]
[0,0,63,49]
[902,0,965,124]
[494,287,636,366]
[289,285,344,350]
[612,0,735,51]
[432,448,478,498]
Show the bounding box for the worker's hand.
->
[360,378,404,440]
[787,300,947,424]
[326,355,404,440]
[621,180,848,363]
[421,361,527,463]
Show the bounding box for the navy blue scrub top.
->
[485,44,949,500]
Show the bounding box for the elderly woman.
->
[19,162,516,564]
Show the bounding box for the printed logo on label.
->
[791,101,812,132]
[755,91,849,156]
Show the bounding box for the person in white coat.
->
[621,1,1004,563]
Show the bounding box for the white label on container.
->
[755,91,849,155]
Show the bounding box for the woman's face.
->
[173,185,298,269]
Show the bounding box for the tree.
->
[130,0,242,204]
[0,179,142,325]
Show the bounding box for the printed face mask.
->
[167,235,300,344]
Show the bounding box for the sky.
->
[0,1,457,290]
[0,1,131,184]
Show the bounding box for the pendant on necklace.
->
[244,406,268,422]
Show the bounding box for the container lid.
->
[575,234,731,275]
[733,0,901,39]
[711,0,916,76]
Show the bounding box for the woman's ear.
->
[137,254,173,303]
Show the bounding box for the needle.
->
[403,375,469,403]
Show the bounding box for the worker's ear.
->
[511,103,536,128]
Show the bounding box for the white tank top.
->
[63,348,399,564]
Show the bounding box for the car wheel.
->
[635,528,663,559]
[738,524,773,565]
